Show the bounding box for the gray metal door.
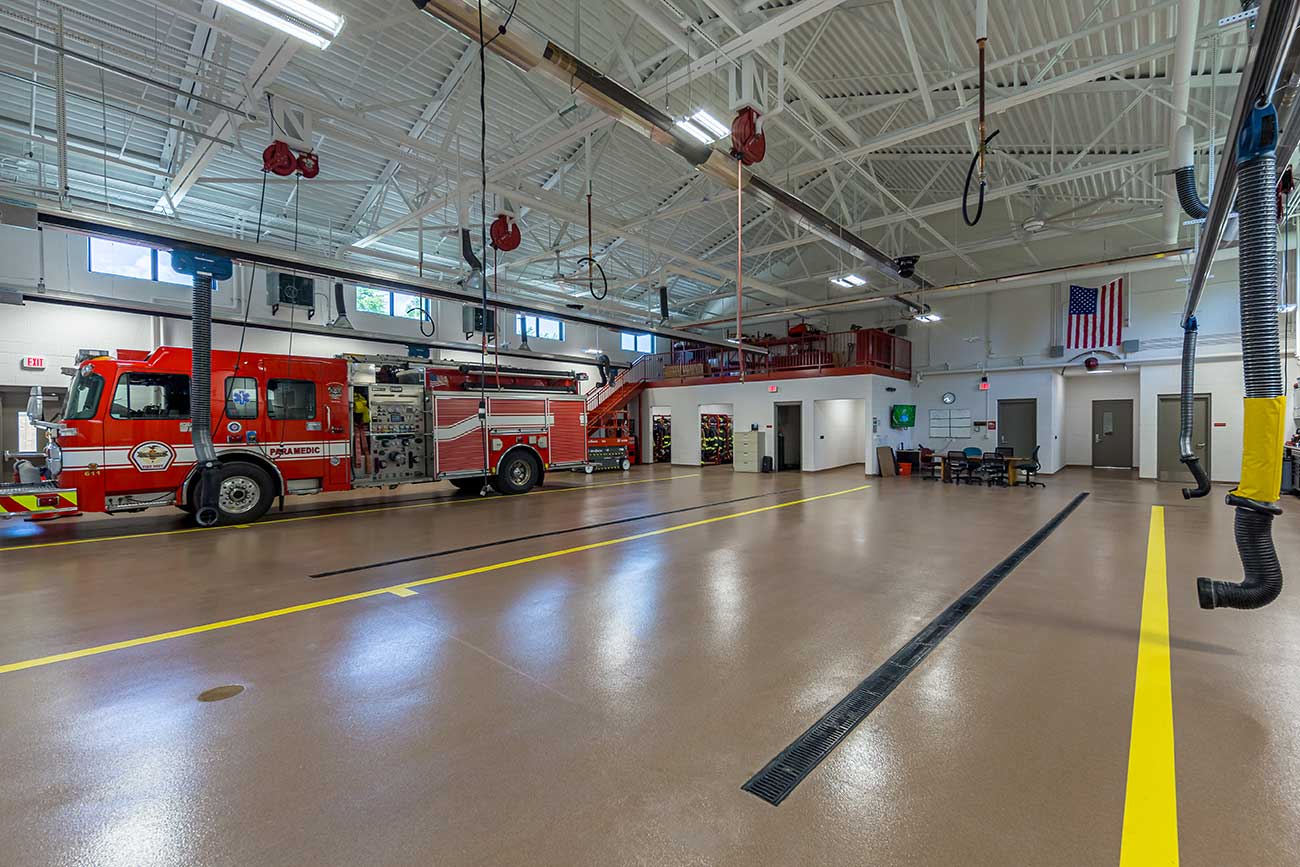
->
[996,399,1037,457]
[1157,394,1211,482]
[1091,399,1134,468]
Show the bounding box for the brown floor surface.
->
[0,466,1297,866]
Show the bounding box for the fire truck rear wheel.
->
[491,452,540,495]
[210,462,275,524]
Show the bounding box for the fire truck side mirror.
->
[26,386,44,422]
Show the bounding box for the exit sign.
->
[20,356,45,370]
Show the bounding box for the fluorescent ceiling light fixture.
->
[582,347,604,354]
[690,110,730,140]
[830,274,866,288]
[215,0,344,48]
[674,119,714,144]
[914,312,941,322]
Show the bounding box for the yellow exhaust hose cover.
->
[1233,396,1288,503]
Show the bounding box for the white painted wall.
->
[812,399,867,470]
[906,368,1066,473]
[641,373,907,472]
[1063,373,1140,467]
[1139,357,1247,482]
[0,225,652,392]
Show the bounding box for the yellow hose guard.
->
[1233,396,1288,503]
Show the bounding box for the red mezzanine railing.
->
[643,328,911,384]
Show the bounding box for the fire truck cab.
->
[5,347,589,525]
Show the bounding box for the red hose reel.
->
[262,140,320,179]
[489,213,521,251]
[730,107,765,166]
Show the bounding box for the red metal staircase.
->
[586,379,645,436]
[583,358,649,465]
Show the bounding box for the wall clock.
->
[942,392,957,404]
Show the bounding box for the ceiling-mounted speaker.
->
[1121,338,1140,353]
[659,285,669,321]
[1048,344,1065,358]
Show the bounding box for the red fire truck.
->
[5,347,590,525]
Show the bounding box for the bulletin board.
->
[929,408,973,439]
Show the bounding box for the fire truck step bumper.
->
[0,482,80,518]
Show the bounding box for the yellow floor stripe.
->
[0,484,869,676]
[0,473,701,553]
[1119,505,1179,866]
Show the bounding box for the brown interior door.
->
[1091,399,1134,468]
[1157,394,1211,482]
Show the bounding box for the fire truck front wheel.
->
[491,451,541,495]
[206,462,275,524]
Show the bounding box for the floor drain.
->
[197,684,245,702]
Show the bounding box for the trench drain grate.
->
[741,492,1089,806]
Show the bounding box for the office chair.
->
[980,451,1009,486]
[920,447,941,481]
[1019,445,1045,488]
[946,450,974,485]
[961,446,986,485]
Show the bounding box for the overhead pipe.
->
[410,0,923,299]
[1163,0,1202,242]
[682,245,1196,328]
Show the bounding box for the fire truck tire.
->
[450,477,487,494]
[491,451,540,495]
[210,462,275,524]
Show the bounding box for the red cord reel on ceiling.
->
[730,106,765,166]
[262,140,321,178]
[262,140,296,176]
[296,151,320,179]
[489,213,521,251]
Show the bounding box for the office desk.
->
[1005,457,1037,485]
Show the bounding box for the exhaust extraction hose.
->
[1198,103,1287,611]
[1179,318,1212,498]
[1172,125,1211,219]
[191,271,220,527]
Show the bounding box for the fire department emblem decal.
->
[130,441,176,472]
[327,383,344,400]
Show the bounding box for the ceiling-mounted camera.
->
[894,255,919,279]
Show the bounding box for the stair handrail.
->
[585,355,648,412]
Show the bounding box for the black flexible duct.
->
[962,129,999,227]
[1179,318,1212,498]
[1175,166,1210,220]
[1198,115,1285,611]
[191,271,220,527]
[334,281,347,317]
[1199,503,1283,609]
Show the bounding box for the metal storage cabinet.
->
[733,430,765,472]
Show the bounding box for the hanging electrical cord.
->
[476,0,492,495]
[736,156,745,383]
[577,255,608,299]
[963,0,997,227]
[212,171,268,436]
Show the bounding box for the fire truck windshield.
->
[63,369,105,420]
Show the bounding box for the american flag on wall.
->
[1066,278,1125,349]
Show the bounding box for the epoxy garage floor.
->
[2,466,1298,866]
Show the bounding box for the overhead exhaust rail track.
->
[410,0,926,308]
[8,198,749,353]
